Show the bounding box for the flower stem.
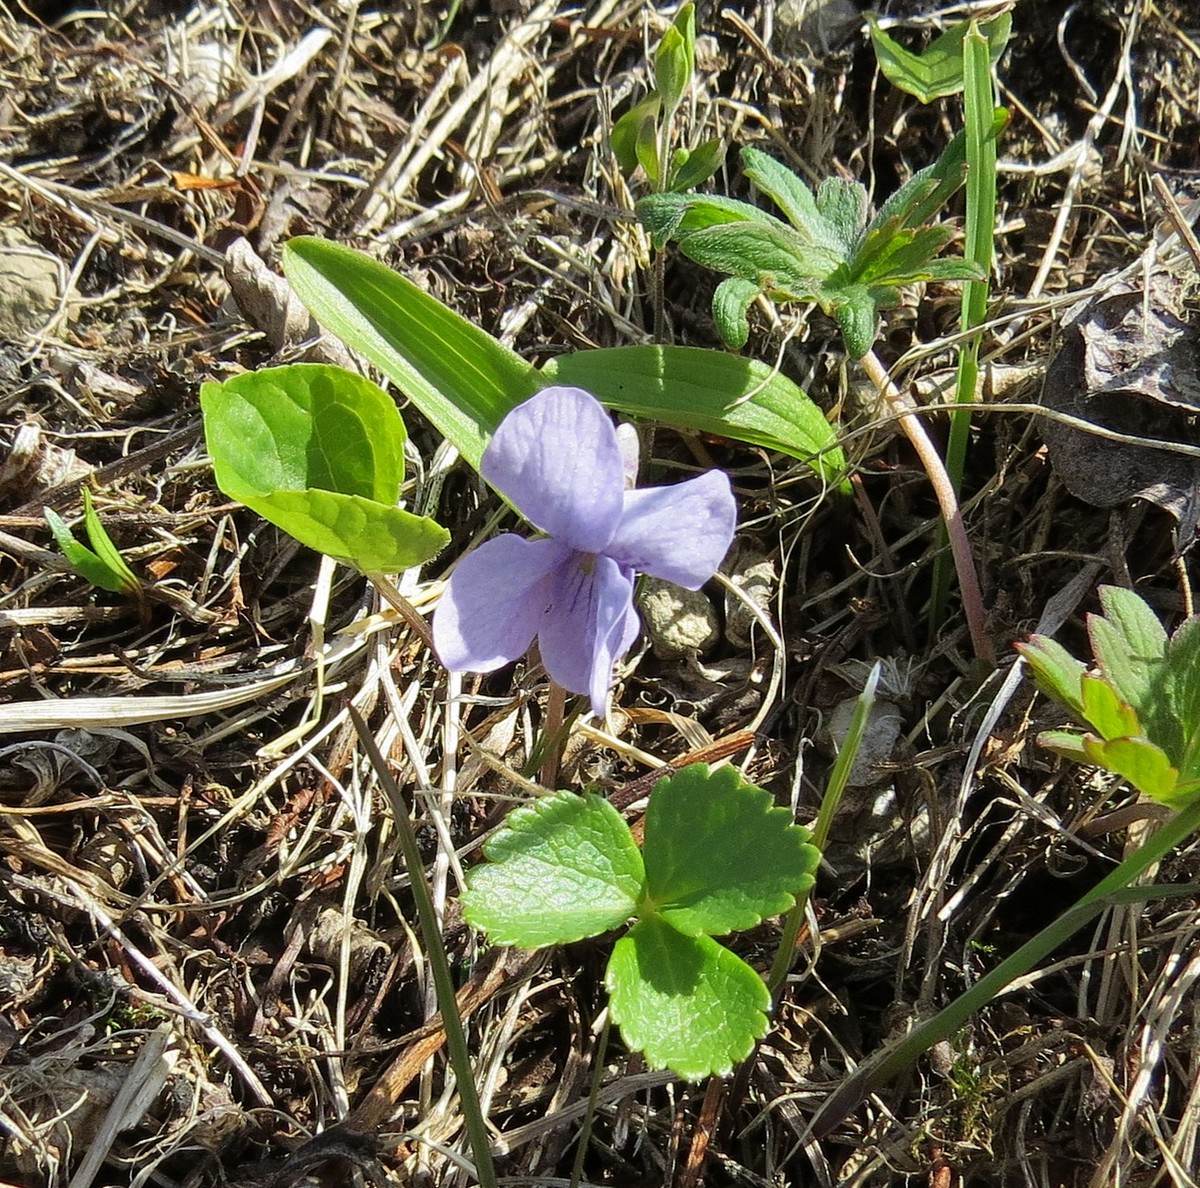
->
[809,794,1200,1139]
[539,679,568,789]
[348,706,498,1188]
[859,349,994,665]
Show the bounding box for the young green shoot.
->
[45,487,141,597]
[867,15,1011,631]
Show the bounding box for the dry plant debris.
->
[1,1,1199,1185]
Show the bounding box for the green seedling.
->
[463,763,820,1079]
[282,236,847,489]
[45,487,140,596]
[611,4,724,194]
[1018,585,1200,807]
[636,131,988,358]
[201,363,449,572]
[811,588,1200,1136]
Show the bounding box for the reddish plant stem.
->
[859,349,994,665]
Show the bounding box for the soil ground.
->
[2,0,1200,1185]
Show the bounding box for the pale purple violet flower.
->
[433,386,736,716]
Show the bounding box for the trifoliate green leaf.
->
[641,763,819,938]
[462,791,644,948]
[605,916,769,1080]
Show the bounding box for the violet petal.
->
[606,470,736,589]
[537,553,634,717]
[433,535,569,673]
[482,387,625,552]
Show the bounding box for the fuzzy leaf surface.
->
[641,763,819,938]
[605,916,769,1080]
[462,792,644,948]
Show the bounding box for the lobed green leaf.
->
[1079,673,1141,741]
[641,763,820,938]
[605,916,770,1080]
[462,791,644,948]
[711,276,759,350]
[1081,735,1179,804]
[739,147,839,250]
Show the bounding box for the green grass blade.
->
[927,23,1001,633]
[283,237,542,472]
[543,345,849,492]
[348,706,498,1188]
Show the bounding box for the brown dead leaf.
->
[1040,269,1200,543]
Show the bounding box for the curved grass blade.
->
[283,236,542,472]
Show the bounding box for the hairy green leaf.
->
[1079,673,1141,741]
[815,176,868,254]
[1081,736,1179,804]
[606,916,769,1080]
[740,147,836,249]
[462,791,644,947]
[711,277,760,350]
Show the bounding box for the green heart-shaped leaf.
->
[201,363,448,571]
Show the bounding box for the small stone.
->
[0,227,68,342]
[723,545,777,648]
[637,577,720,659]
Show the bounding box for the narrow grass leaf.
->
[80,488,140,594]
[605,916,769,1080]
